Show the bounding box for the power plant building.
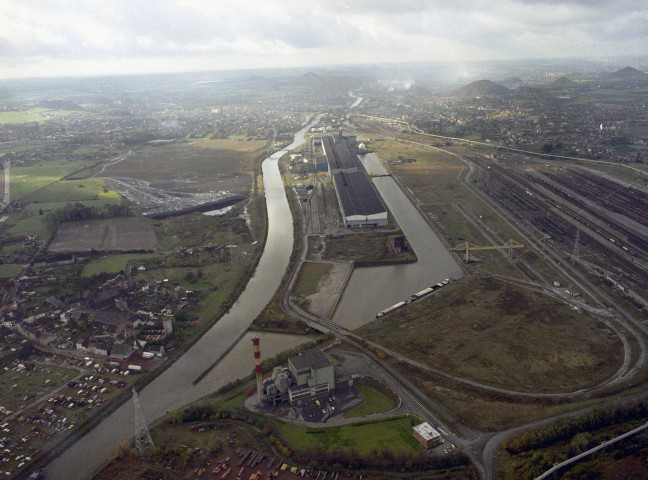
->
[321,134,388,228]
[257,347,337,406]
[287,348,335,403]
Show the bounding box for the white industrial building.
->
[412,422,443,448]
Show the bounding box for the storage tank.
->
[275,372,290,393]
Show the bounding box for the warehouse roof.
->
[322,135,357,172]
[332,170,386,217]
[289,348,332,372]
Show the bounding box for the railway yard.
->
[470,151,648,312]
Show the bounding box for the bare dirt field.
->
[294,261,352,318]
[49,217,160,252]
[96,139,265,216]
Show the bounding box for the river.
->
[332,153,464,329]
[44,118,459,478]
[44,115,323,480]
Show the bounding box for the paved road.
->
[2,160,10,209]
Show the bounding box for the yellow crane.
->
[451,239,524,262]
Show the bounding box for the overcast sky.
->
[1,0,645,79]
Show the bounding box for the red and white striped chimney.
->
[252,337,262,402]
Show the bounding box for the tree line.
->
[44,202,133,230]
[503,399,648,454]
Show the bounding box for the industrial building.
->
[321,134,388,228]
[258,347,336,406]
[321,135,358,174]
[412,422,443,448]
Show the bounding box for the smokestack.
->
[252,337,262,402]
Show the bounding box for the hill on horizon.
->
[551,76,576,88]
[452,79,510,97]
[608,66,647,80]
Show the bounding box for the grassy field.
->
[344,385,397,419]
[103,139,265,185]
[10,162,88,200]
[8,213,50,239]
[369,140,523,270]
[193,245,258,319]
[566,88,648,105]
[23,198,121,215]
[358,276,624,393]
[154,211,250,249]
[72,146,101,155]
[82,253,162,277]
[0,264,23,278]
[276,415,422,454]
[294,262,332,297]
[0,145,39,157]
[0,111,48,124]
[27,178,120,204]
[0,109,73,124]
[397,361,604,431]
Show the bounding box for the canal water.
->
[332,153,464,329]
[45,115,323,480]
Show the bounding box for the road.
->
[1,159,10,210]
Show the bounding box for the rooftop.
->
[413,422,441,441]
[332,170,386,217]
[289,348,332,372]
[322,135,357,172]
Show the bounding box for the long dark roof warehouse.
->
[321,135,388,227]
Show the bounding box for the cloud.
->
[0,0,644,78]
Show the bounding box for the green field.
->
[10,162,88,200]
[0,145,39,157]
[344,385,397,419]
[566,88,648,105]
[82,253,162,277]
[0,264,23,278]
[277,415,422,453]
[27,178,120,204]
[23,199,121,216]
[294,262,332,297]
[8,214,50,239]
[72,146,101,155]
[0,109,72,124]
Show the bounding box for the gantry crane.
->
[451,239,524,263]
